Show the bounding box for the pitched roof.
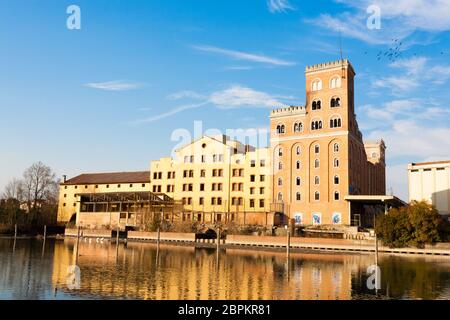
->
[61,171,150,185]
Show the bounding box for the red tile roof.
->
[61,171,150,185]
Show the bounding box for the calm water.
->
[0,238,449,300]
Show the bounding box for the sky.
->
[1,0,450,201]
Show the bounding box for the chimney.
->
[63,175,67,183]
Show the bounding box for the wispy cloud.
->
[192,44,295,66]
[267,0,295,13]
[85,80,143,91]
[136,85,288,123]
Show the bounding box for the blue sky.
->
[1,0,450,200]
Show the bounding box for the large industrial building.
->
[58,59,389,230]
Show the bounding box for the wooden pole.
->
[75,226,81,265]
[217,228,221,251]
[286,226,291,258]
[12,224,17,253]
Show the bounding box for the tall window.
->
[334,175,340,184]
[311,120,323,130]
[278,147,283,157]
[278,192,283,202]
[331,97,341,108]
[312,100,322,111]
[296,177,301,186]
[294,122,303,133]
[330,117,342,128]
[276,124,285,134]
[334,143,340,153]
[278,162,283,170]
[296,161,301,170]
[296,192,301,201]
[314,145,320,154]
[314,176,320,185]
[330,77,341,89]
[315,159,320,168]
[334,191,340,201]
[314,191,320,201]
[334,158,340,168]
[278,178,283,186]
[296,146,301,155]
[312,79,322,91]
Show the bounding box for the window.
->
[250,175,256,182]
[294,122,303,133]
[312,79,322,91]
[296,192,301,201]
[277,192,283,202]
[142,184,146,187]
[311,120,323,130]
[330,117,342,128]
[334,191,340,201]
[278,147,283,157]
[278,177,283,186]
[315,145,320,154]
[331,97,341,108]
[334,158,340,168]
[296,146,301,155]
[184,156,189,164]
[276,124,285,134]
[334,143,340,153]
[330,76,341,89]
[249,199,255,208]
[200,183,205,191]
[260,175,265,182]
[312,100,322,110]
[201,155,206,163]
[211,197,216,205]
[190,155,194,163]
[296,177,301,186]
[250,187,255,195]
[217,197,223,205]
[189,170,194,178]
[296,161,301,170]
[64,194,67,198]
[260,187,265,194]
[315,191,320,201]
[251,160,256,167]
[260,160,266,167]
[334,175,340,185]
[315,176,320,185]
[200,170,206,178]
[315,159,320,168]
[259,199,265,208]
[278,162,283,170]
[199,197,204,205]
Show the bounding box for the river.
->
[0,238,449,300]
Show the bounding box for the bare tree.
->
[22,162,58,210]
[2,178,23,200]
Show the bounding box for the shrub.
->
[376,201,448,248]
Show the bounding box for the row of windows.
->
[277,175,340,187]
[311,76,342,92]
[311,98,341,111]
[154,183,267,193]
[276,117,343,134]
[63,183,147,190]
[184,154,224,164]
[153,171,175,180]
[182,197,266,208]
[277,158,340,171]
[277,191,340,202]
[277,143,340,157]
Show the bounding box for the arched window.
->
[294,122,303,133]
[296,192,301,201]
[296,161,301,170]
[311,120,322,131]
[278,147,283,157]
[296,177,301,186]
[312,100,322,111]
[330,76,341,89]
[334,175,340,185]
[314,191,320,201]
[278,192,283,202]
[334,158,340,168]
[331,97,341,108]
[296,146,301,155]
[276,124,285,134]
[314,144,320,154]
[314,176,320,185]
[278,177,283,186]
[330,116,342,128]
[334,191,340,201]
[278,162,283,170]
[314,159,320,168]
[312,79,322,91]
[334,143,340,153]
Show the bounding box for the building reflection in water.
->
[2,239,449,300]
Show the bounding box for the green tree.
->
[376,201,448,248]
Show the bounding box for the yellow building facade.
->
[57,59,386,228]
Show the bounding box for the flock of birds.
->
[362,38,446,62]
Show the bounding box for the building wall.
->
[57,182,150,223]
[270,60,386,226]
[149,135,272,225]
[408,161,450,215]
